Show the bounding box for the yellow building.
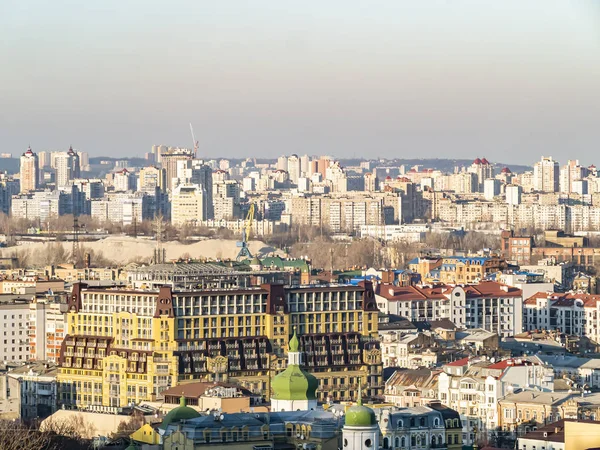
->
[437,256,505,284]
[564,420,600,450]
[57,280,382,408]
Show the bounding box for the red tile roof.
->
[524,292,600,308]
[445,357,470,367]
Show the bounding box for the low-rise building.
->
[379,331,439,369]
[376,281,524,337]
[523,292,600,343]
[384,368,440,407]
[8,361,58,419]
[438,357,555,445]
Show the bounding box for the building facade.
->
[19,146,40,193]
[57,280,382,408]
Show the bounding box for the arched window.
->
[434,418,439,427]
[397,419,403,428]
[383,437,389,449]
[439,433,444,444]
[401,436,406,447]
[431,435,437,446]
[395,437,400,447]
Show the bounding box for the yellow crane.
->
[236,203,255,261]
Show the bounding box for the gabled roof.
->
[445,357,470,367]
[386,368,441,389]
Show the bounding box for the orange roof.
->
[524,292,600,308]
[462,281,522,298]
[445,357,470,367]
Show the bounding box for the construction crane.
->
[236,203,255,261]
[189,123,199,158]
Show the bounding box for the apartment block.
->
[375,281,523,336]
[0,299,31,362]
[57,278,382,408]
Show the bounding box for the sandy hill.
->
[12,236,284,265]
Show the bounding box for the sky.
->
[1,1,599,164]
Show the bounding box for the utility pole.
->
[153,214,165,264]
[72,215,80,268]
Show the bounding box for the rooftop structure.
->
[127,261,288,290]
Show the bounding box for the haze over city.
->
[2,0,600,163]
[5,3,600,450]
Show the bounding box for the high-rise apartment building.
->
[38,151,50,169]
[174,160,214,218]
[11,190,71,221]
[0,299,31,362]
[29,297,66,363]
[78,151,90,171]
[160,149,193,191]
[138,166,166,193]
[533,156,559,193]
[19,146,39,193]
[113,168,137,192]
[54,147,81,188]
[483,178,500,201]
[300,154,310,176]
[468,158,494,191]
[213,179,240,220]
[505,184,522,205]
[276,155,288,172]
[559,159,588,193]
[287,154,301,184]
[171,184,207,225]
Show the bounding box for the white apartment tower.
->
[19,146,40,193]
[505,184,522,205]
[171,184,207,226]
[559,159,588,193]
[54,146,80,188]
[287,154,301,185]
[533,156,559,193]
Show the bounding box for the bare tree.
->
[0,420,56,450]
[111,411,144,439]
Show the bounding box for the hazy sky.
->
[1,1,599,164]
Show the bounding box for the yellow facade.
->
[58,282,382,408]
[564,420,600,450]
[130,423,160,445]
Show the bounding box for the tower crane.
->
[189,123,199,158]
[236,203,255,261]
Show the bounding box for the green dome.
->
[159,396,201,429]
[272,364,318,401]
[345,404,377,427]
[345,384,376,427]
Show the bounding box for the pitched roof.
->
[385,368,441,389]
[445,357,470,367]
[160,381,253,398]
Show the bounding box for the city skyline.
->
[2,1,600,163]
